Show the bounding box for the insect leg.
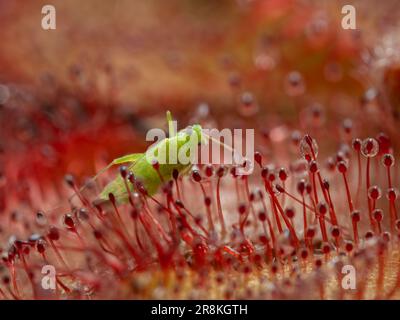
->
[68,153,143,204]
[45,154,143,214]
[91,153,143,181]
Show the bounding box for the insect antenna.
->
[202,132,247,168]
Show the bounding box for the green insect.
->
[94,111,207,204]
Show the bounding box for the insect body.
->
[97,112,205,204]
